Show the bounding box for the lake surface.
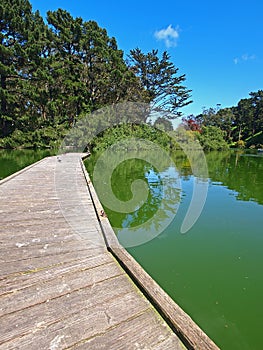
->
[0,149,55,180]
[86,149,263,350]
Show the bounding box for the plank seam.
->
[0,261,119,296]
[0,272,125,318]
[63,307,153,350]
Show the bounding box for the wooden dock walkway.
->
[0,153,219,350]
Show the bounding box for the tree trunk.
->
[0,75,8,137]
[238,125,242,141]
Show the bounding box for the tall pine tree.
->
[129,48,192,120]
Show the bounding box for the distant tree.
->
[128,48,192,120]
[233,98,254,141]
[249,90,263,135]
[215,108,235,141]
[196,104,223,127]
[154,117,173,131]
[195,106,236,143]
[182,115,201,132]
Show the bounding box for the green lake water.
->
[86,149,263,350]
[1,149,263,349]
[0,149,55,180]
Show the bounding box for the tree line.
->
[183,90,263,150]
[1,0,262,151]
[0,0,191,148]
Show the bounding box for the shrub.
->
[197,126,229,151]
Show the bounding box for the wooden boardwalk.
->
[0,154,219,350]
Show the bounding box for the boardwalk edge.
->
[80,156,220,350]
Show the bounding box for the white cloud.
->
[234,54,256,64]
[242,54,256,61]
[154,25,179,48]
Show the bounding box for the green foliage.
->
[0,124,67,149]
[0,0,49,137]
[246,131,263,148]
[89,123,174,152]
[196,91,263,147]
[234,139,246,149]
[197,126,229,151]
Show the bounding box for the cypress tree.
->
[129,48,192,119]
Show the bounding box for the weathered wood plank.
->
[0,253,112,291]
[0,280,150,348]
[73,309,186,350]
[0,238,103,263]
[0,262,124,316]
[0,247,106,278]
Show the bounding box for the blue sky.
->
[30,0,263,116]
